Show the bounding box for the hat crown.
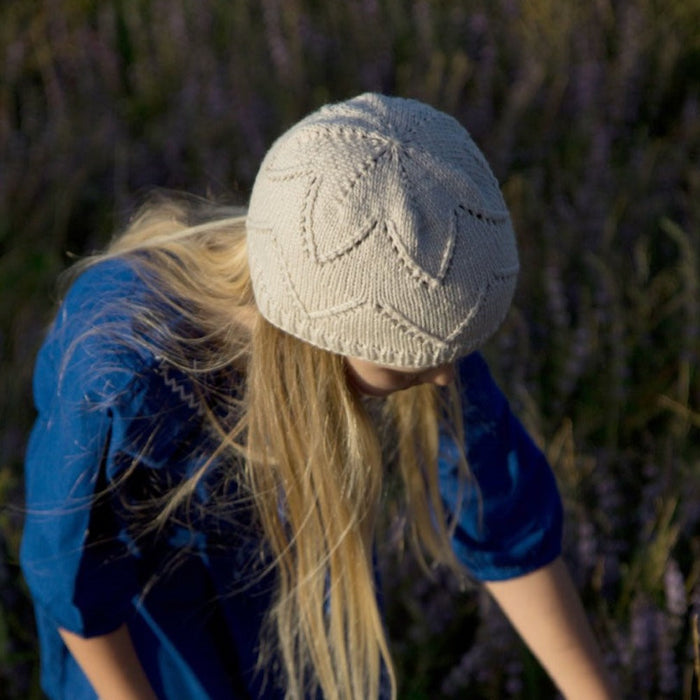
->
[247,94,519,367]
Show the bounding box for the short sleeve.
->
[439,353,563,581]
[20,260,156,636]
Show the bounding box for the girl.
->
[21,94,615,699]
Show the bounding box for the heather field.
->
[1,1,699,697]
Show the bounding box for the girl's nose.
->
[422,363,456,386]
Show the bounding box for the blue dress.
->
[20,259,562,699]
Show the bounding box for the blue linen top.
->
[20,259,562,700]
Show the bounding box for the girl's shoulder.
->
[33,257,160,408]
[38,255,243,417]
[58,256,150,323]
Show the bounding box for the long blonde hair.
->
[82,194,470,699]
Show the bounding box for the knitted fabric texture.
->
[246,93,519,368]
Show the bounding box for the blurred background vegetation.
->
[1,0,699,697]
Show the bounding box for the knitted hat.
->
[246,93,519,368]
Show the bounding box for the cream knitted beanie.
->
[246,93,519,368]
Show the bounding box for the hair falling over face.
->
[85,194,471,700]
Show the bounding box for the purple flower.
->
[664,558,687,617]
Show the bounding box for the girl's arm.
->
[59,625,158,700]
[484,556,616,700]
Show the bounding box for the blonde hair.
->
[81,194,470,699]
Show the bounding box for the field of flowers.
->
[1,0,699,697]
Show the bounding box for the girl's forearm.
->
[484,557,616,700]
[59,624,158,700]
